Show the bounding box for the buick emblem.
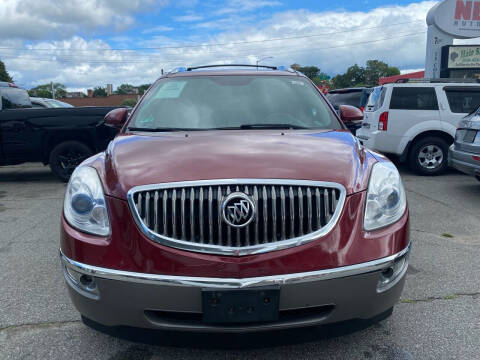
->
[221,192,255,228]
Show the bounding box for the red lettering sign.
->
[455,0,473,20]
[473,1,480,19]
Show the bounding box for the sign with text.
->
[448,46,480,68]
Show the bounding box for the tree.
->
[115,83,137,95]
[331,64,365,89]
[138,84,151,95]
[121,98,137,107]
[330,60,400,89]
[0,60,13,82]
[364,60,400,86]
[28,83,66,98]
[93,86,107,97]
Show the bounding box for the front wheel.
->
[408,137,449,176]
[49,141,93,182]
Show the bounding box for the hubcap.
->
[418,144,443,170]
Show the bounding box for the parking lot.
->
[0,162,479,360]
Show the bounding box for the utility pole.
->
[50,82,55,99]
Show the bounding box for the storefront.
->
[440,45,480,79]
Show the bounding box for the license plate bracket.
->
[202,287,280,324]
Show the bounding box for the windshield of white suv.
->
[128,75,341,131]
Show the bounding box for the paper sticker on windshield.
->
[155,81,186,99]
[290,80,305,86]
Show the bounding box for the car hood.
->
[93,129,377,199]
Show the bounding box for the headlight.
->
[364,162,407,231]
[64,166,110,236]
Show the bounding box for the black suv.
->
[326,87,371,134]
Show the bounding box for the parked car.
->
[60,65,410,333]
[326,87,372,134]
[449,108,480,181]
[0,82,119,180]
[30,97,74,108]
[357,79,480,175]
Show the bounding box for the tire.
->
[408,136,449,176]
[49,141,93,182]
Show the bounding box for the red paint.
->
[61,192,409,278]
[104,108,128,129]
[473,155,480,161]
[455,0,473,20]
[339,105,364,122]
[84,130,374,200]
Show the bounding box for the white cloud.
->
[0,0,168,40]
[142,25,174,34]
[173,14,204,22]
[5,1,475,91]
[214,0,282,15]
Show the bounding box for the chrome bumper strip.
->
[60,243,410,289]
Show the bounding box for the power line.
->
[0,31,427,65]
[0,20,425,53]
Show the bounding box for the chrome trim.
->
[126,179,347,256]
[60,243,410,290]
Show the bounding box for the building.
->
[58,94,139,107]
[378,71,425,85]
[65,91,86,98]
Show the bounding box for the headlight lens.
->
[64,166,110,236]
[364,162,407,231]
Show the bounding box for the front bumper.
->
[449,146,480,177]
[60,244,410,333]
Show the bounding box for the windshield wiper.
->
[238,123,308,130]
[127,127,199,132]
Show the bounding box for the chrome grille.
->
[128,180,345,256]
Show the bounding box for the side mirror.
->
[104,107,128,129]
[339,105,364,123]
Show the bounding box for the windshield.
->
[365,86,385,112]
[128,75,340,131]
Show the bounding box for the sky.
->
[0,0,456,91]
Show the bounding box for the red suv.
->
[60,65,410,332]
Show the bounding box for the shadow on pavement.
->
[0,166,61,183]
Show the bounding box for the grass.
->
[441,232,454,238]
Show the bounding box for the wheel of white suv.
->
[409,137,449,176]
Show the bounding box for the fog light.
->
[377,255,408,292]
[63,265,99,299]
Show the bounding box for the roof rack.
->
[395,78,480,84]
[186,64,278,71]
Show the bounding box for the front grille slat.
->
[280,186,286,240]
[180,188,186,240]
[162,190,168,236]
[199,187,204,243]
[131,181,343,253]
[208,187,213,245]
[298,187,304,236]
[271,186,277,242]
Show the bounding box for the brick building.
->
[58,94,139,107]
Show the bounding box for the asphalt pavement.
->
[1,162,479,360]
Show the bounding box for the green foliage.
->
[138,84,151,95]
[28,83,66,98]
[331,60,400,89]
[290,64,330,85]
[121,98,137,107]
[364,60,400,86]
[0,60,13,82]
[93,86,107,97]
[115,83,137,95]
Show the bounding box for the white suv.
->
[357,81,480,175]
